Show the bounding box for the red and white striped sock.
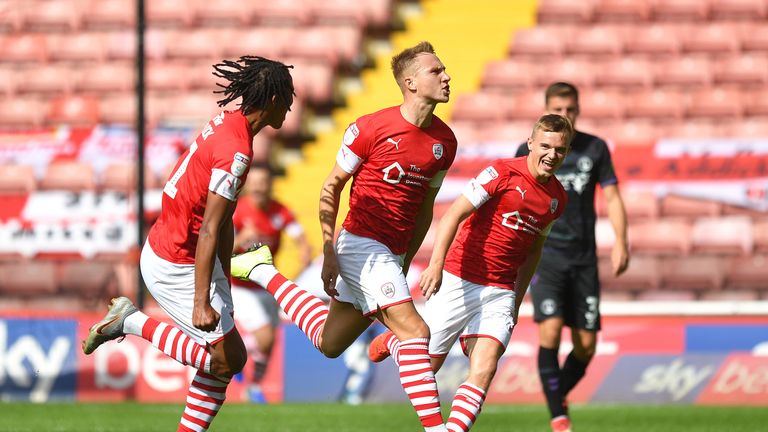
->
[260,272,328,351]
[178,371,229,432]
[446,382,486,432]
[398,338,444,430]
[124,312,211,372]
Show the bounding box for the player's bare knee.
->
[469,363,497,389]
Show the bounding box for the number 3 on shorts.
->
[163,142,198,199]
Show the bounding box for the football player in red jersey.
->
[230,162,312,403]
[368,114,573,432]
[231,41,456,431]
[82,56,295,432]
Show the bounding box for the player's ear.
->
[404,76,416,91]
[527,136,534,151]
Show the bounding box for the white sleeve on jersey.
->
[462,177,491,208]
[429,169,448,188]
[336,145,363,174]
[209,168,242,201]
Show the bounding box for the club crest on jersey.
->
[380,282,396,298]
[231,152,249,177]
[343,123,359,146]
[550,198,559,214]
[432,143,444,160]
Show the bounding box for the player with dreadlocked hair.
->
[82,55,295,432]
[212,55,295,117]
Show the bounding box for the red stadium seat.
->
[722,117,768,136]
[532,58,597,90]
[451,91,511,123]
[0,261,57,297]
[686,88,744,119]
[0,34,48,63]
[708,0,767,21]
[447,121,482,146]
[0,98,46,128]
[753,218,768,254]
[361,0,394,29]
[47,95,100,126]
[599,255,661,292]
[623,24,682,57]
[0,164,37,193]
[47,33,106,63]
[76,63,134,95]
[714,54,768,87]
[578,89,624,121]
[660,194,722,218]
[659,255,726,292]
[105,29,167,61]
[147,62,189,92]
[14,65,73,95]
[165,29,222,61]
[194,1,254,27]
[660,119,727,138]
[39,160,96,191]
[508,90,545,121]
[593,0,651,23]
[0,3,21,32]
[600,120,660,145]
[288,27,341,65]
[681,23,740,55]
[621,189,660,219]
[22,0,81,31]
[147,0,195,27]
[725,255,768,290]
[536,0,594,24]
[288,60,334,104]
[595,58,653,89]
[628,218,692,255]
[82,0,135,30]
[221,28,291,61]
[157,92,223,126]
[564,26,623,58]
[690,216,753,256]
[481,59,536,92]
[480,121,533,144]
[595,217,616,256]
[626,88,685,121]
[325,25,363,64]
[653,57,713,88]
[59,261,118,299]
[739,22,768,52]
[253,0,312,26]
[509,27,567,58]
[101,161,161,192]
[700,289,760,301]
[651,0,709,22]
[310,0,368,27]
[743,89,768,117]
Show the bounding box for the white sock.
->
[122,310,149,336]
[248,264,279,287]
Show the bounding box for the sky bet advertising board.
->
[1,313,767,404]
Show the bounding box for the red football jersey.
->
[148,110,254,264]
[444,157,568,289]
[232,196,302,256]
[336,106,457,255]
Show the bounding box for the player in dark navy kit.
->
[515,82,629,432]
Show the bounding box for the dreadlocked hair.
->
[212,56,295,115]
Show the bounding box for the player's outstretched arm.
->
[603,184,629,276]
[318,163,352,296]
[419,195,475,300]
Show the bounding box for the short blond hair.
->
[532,114,574,146]
[391,41,436,85]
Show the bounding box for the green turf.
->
[2,402,767,431]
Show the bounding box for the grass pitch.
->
[2,402,766,431]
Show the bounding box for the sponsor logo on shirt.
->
[343,123,359,146]
[386,137,402,149]
[231,152,249,177]
[432,143,444,160]
[380,282,395,298]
